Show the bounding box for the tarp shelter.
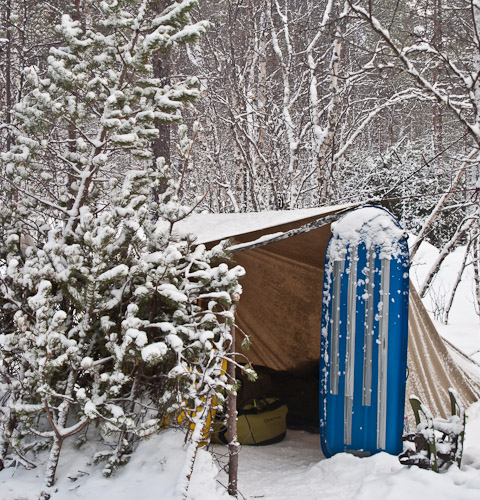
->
[177,205,480,426]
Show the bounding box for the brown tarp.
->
[406,284,480,420]
[180,207,480,418]
[233,224,331,375]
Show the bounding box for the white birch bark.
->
[420,217,476,297]
[410,151,478,259]
[473,236,480,318]
[443,238,472,324]
[268,0,299,177]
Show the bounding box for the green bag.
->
[214,397,288,446]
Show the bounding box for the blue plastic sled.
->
[320,206,409,457]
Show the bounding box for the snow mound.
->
[214,425,480,500]
[0,429,228,500]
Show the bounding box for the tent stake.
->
[227,312,239,497]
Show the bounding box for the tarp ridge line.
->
[229,204,362,254]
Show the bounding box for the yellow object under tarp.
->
[168,358,228,446]
[212,397,288,446]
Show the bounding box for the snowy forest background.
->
[1,0,480,497]
[2,0,480,309]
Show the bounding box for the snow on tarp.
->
[174,204,355,245]
[229,232,285,252]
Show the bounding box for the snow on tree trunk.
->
[474,239,480,319]
[226,307,239,498]
[420,217,476,297]
[44,437,64,489]
[443,239,472,325]
[175,396,213,500]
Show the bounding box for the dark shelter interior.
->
[228,217,336,433]
[237,365,320,433]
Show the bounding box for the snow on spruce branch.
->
[0,0,245,492]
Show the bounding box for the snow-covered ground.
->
[3,409,480,500]
[1,238,480,500]
[0,429,224,500]
[216,412,480,500]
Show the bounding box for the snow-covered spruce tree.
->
[0,0,244,488]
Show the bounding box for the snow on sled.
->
[320,206,409,457]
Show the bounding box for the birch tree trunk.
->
[410,151,477,259]
[443,238,472,324]
[420,217,476,297]
[473,237,480,319]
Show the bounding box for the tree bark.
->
[443,238,471,324]
[44,437,64,488]
[227,321,238,498]
[152,0,173,166]
[420,217,476,297]
[43,371,78,487]
[474,236,480,319]
[432,0,443,154]
[5,0,13,152]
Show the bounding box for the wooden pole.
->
[226,309,239,497]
